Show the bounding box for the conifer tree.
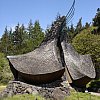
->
[68,24,75,42]
[75,17,83,34]
[27,19,34,39]
[0,20,44,55]
[0,26,9,54]
[32,20,44,48]
[85,22,90,29]
[93,8,100,33]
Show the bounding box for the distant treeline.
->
[0,20,45,55]
[0,8,100,56]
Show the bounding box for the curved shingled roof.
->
[7,39,64,75]
[61,41,96,80]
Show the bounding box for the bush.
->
[0,53,13,84]
[87,79,100,92]
[72,27,100,70]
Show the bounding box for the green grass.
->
[1,94,45,100]
[1,91,100,100]
[65,91,100,100]
[0,85,6,92]
[0,85,46,100]
[0,85,100,100]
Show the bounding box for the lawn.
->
[1,94,45,100]
[0,85,45,100]
[0,85,100,100]
[0,85,6,92]
[1,92,100,100]
[65,90,100,100]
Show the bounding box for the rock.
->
[8,90,13,97]
[52,88,67,100]
[61,81,69,88]
[24,88,33,94]
[32,89,38,95]
[0,79,70,99]
[98,88,100,93]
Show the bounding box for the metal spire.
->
[66,0,75,24]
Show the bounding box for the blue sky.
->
[0,0,100,37]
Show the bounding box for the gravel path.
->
[90,92,100,96]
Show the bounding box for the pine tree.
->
[7,28,14,55]
[32,20,44,48]
[0,26,9,55]
[12,23,26,54]
[0,21,44,55]
[75,17,83,34]
[67,24,75,42]
[85,22,90,29]
[19,24,31,54]
[70,24,75,33]
[12,23,20,54]
[93,8,100,33]
[93,8,100,26]
[27,19,34,39]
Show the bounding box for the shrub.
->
[0,53,13,84]
[87,79,100,92]
[72,27,100,70]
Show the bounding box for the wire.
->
[66,0,75,25]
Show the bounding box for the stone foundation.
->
[0,79,70,100]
